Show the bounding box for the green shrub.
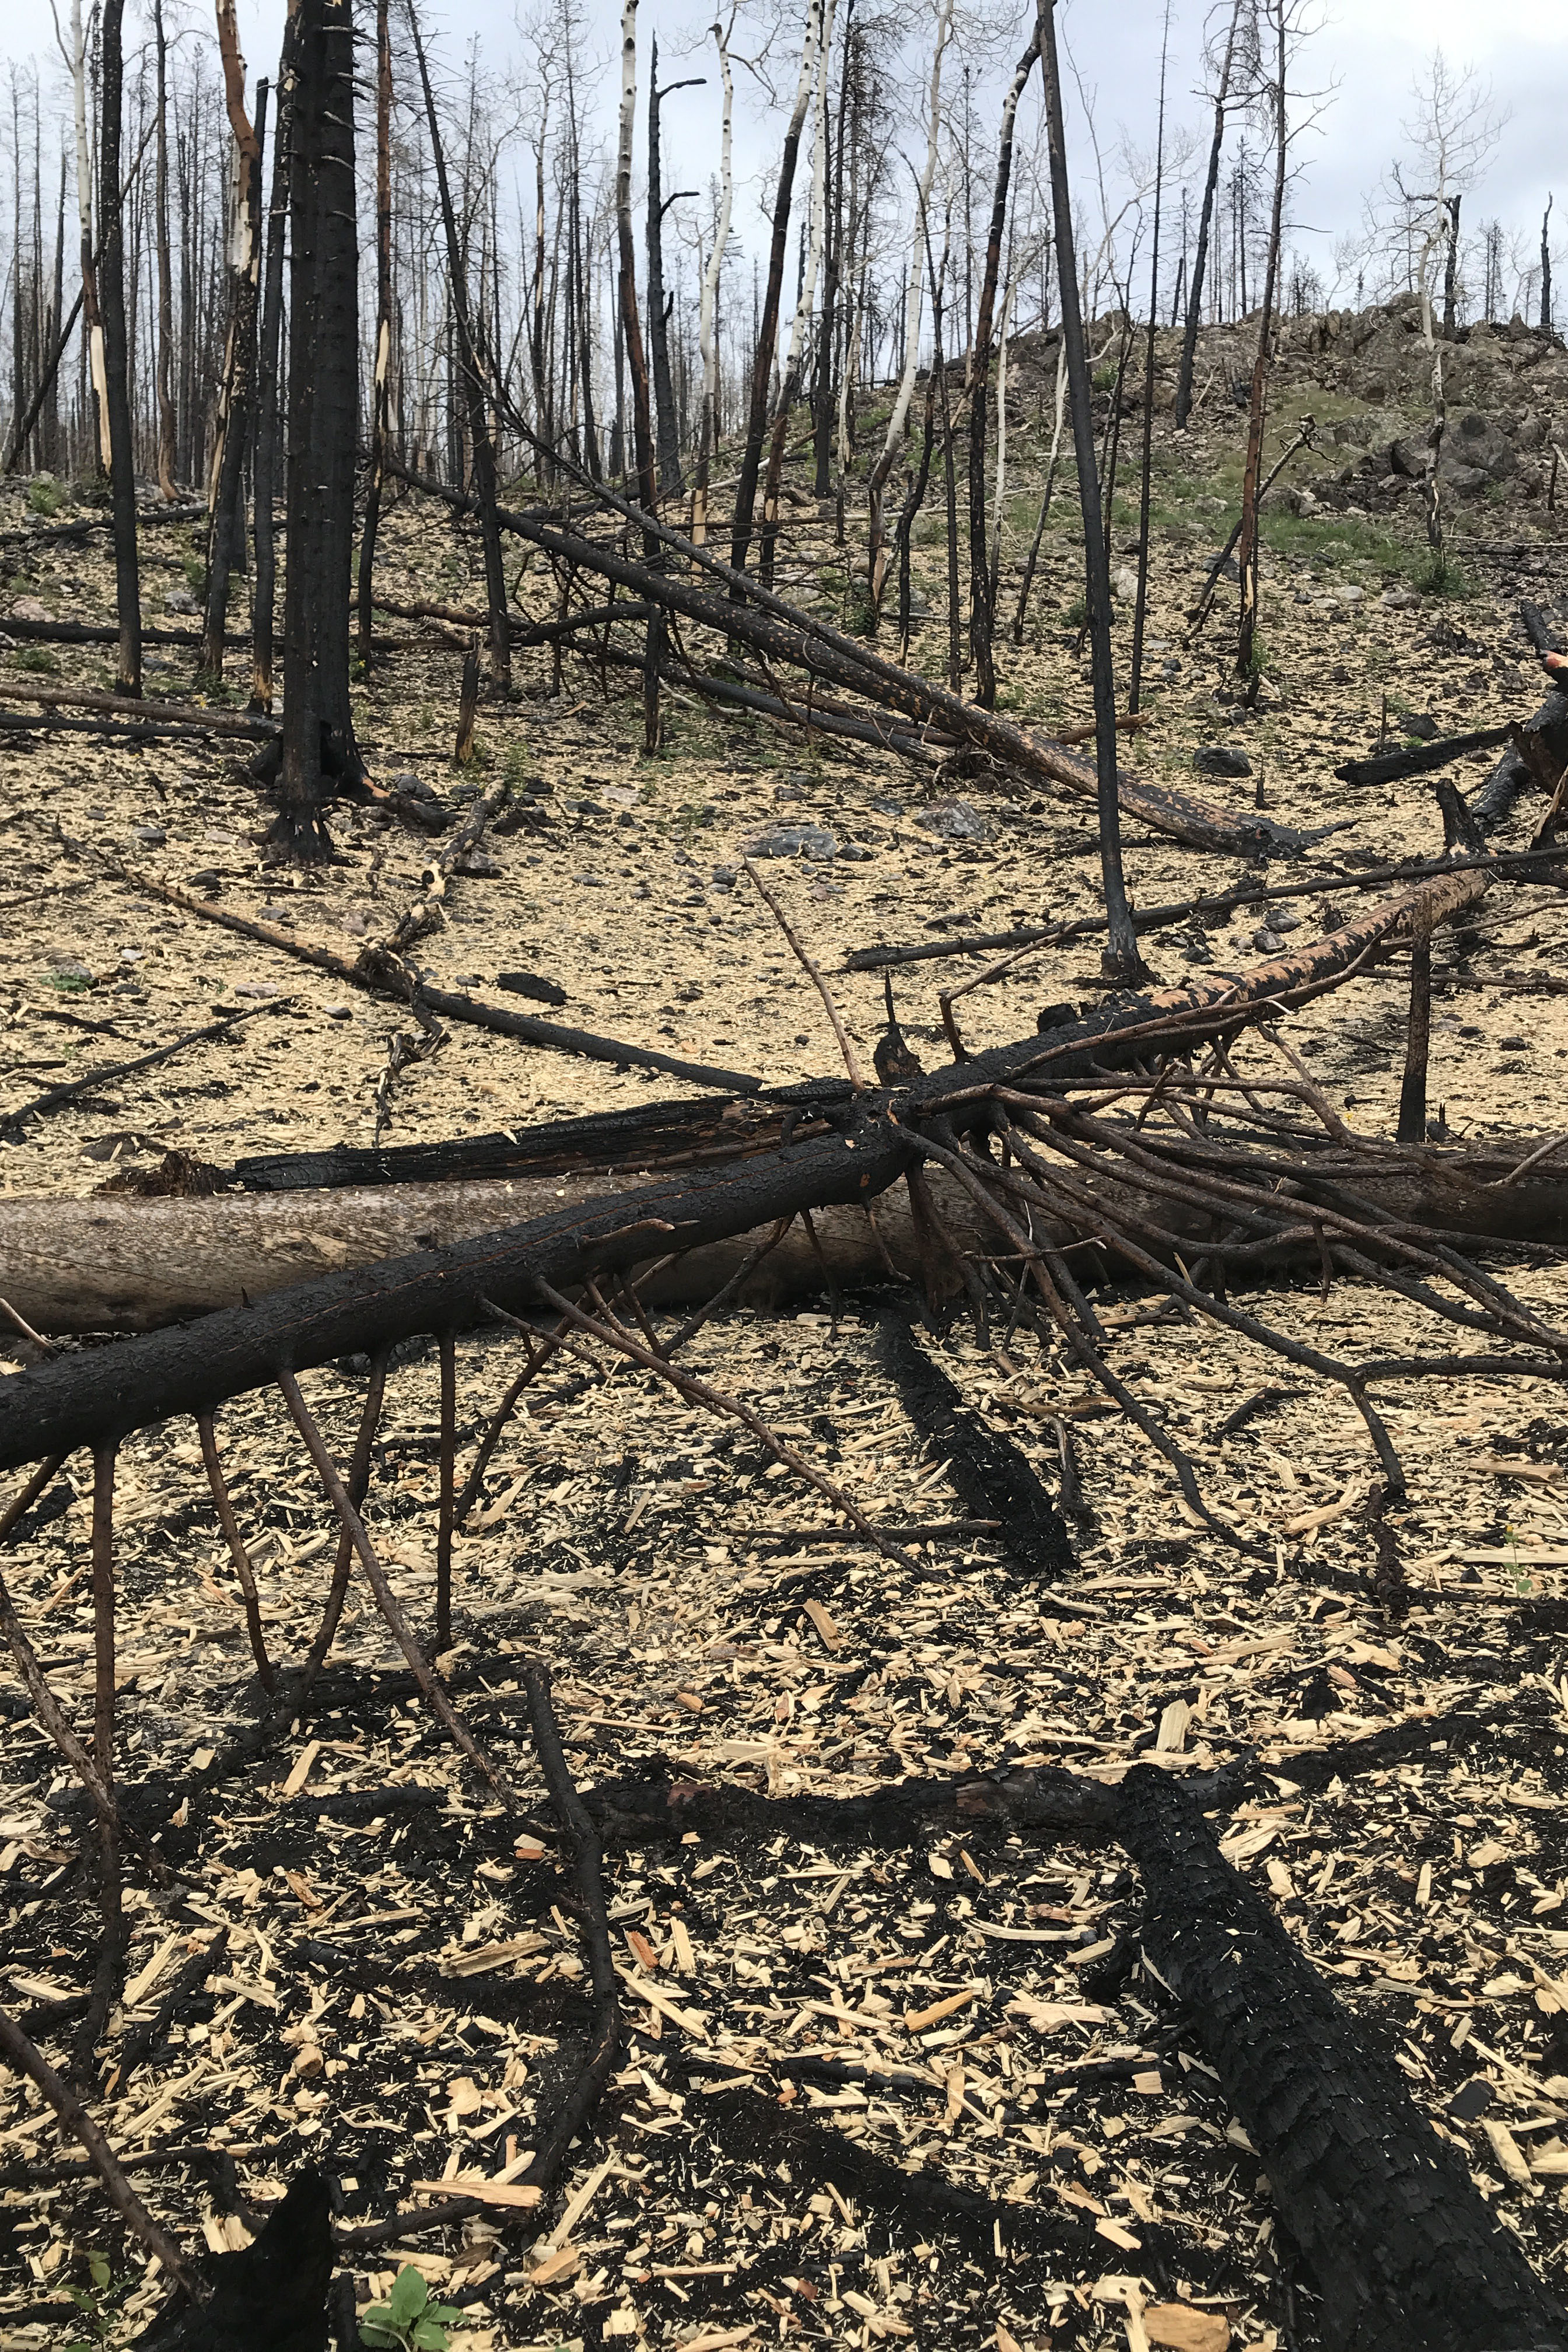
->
[27,475,63,517]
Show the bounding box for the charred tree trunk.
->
[1040,0,1138,981]
[250,27,292,715]
[1174,0,1240,430]
[645,37,695,500]
[201,12,265,684]
[98,0,142,700]
[269,0,364,859]
[729,0,820,580]
[1120,1768,1568,2352]
[410,5,510,692]
[965,12,1040,710]
[152,0,178,499]
[356,0,396,673]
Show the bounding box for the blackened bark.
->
[1039,0,1139,980]
[1119,1767,1568,2352]
[356,0,395,673]
[645,37,688,498]
[201,75,267,683]
[98,0,141,699]
[271,0,363,859]
[729,0,817,579]
[966,13,1040,710]
[410,4,510,691]
[1174,0,1240,430]
[250,24,292,713]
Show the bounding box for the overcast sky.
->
[10,0,1563,305]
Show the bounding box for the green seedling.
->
[360,2263,461,2351]
[64,2250,125,2350]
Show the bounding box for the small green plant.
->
[1504,1521,1532,1597]
[1060,593,1088,630]
[1412,547,1472,599]
[360,2263,461,2350]
[184,555,208,601]
[13,646,60,673]
[1091,361,1116,395]
[27,475,64,517]
[64,2250,126,2350]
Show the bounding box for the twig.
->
[197,1416,277,1690]
[278,1371,522,1809]
[518,1284,934,1583]
[743,858,867,1089]
[0,2002,202,2294]
[1,1001,289,1139]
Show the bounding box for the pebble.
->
[131,824,167,846]
[9,596,51,622]
[1382,587,1420,611]
[1193,746,1252,779]
[744,823,839,860]
[914,800,987,842]
[322,1003,352,1020]
[234,982,280,999]
[162,587,197,615]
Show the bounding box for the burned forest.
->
[3,0,1568,2345]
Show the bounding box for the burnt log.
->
[1119,1766,1568,2352]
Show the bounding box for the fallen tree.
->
[5,1127,1566,1334]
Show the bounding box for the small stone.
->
[233,982,280,999]
[915,800,987,842]
[387,770,438,801]
[1254,926,1286,953]
[1193,746,1252,779]
[744,823,839,860]
[322,1003,352,1020]
[1111,564,1140,601]
[840,841,876,862]
[1401,713,1440,741]
[9,596,51,622]
[1381,587,1419,611]
[162,587,197,615]
[1338,584,1364,604]
[131,824,167,846]
[456,852,502,878]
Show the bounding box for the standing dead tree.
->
[966,4,1042,710]
[1038,0,1139,981]
[200,0,265,684]
[1175,0,1247,430]
[262,0,366,858]
[99,0,142,699]
[409,3,512,693]
[728,0,822,582]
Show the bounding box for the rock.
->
[233,982,279,999]
[1441,410,1516,491]
[915,800,988,841]
[1203,551,1241,584]
[1291,488,1321,517]
[1444,461,1493,497]
[744,823,838,860]
[1381,587,1419,611]
[387,770,438,801]
[1517,408,1548,453]
[1254,926,1285,953]
[841,841,876,861]
[1399,713,1440,741]
[1193,746,1251,779]
[456,852,502,878]
[323,1003,352,1020]
[162,587,198,615]
[1111,564,1140,601]
[1390,436,1428,479]
[9,596,50,622]
[131,824,168,846]
[1338,584,1364,604]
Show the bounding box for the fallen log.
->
[0,864,1509,1440]
[1119,1766,1568,2352]
[5,1126,1566,1335]
[405,467,1318,859]
[107,868,765,1096]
